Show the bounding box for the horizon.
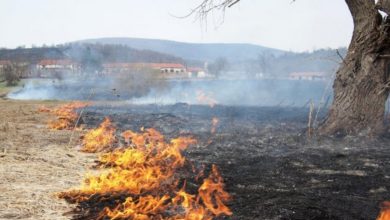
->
[0,36,347,53]
[0,0,352,52]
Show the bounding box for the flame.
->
[198,165,232,217]
[39,102,89,130]
[378,201,390,220]
[81,117,116,153]
[59,125,232,219]
[211,117,219,134]
[196,91,217,108]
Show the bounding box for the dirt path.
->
[0,100,93,220]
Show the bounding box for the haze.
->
[0,0,352,51]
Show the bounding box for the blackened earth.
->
[75,103,390,220]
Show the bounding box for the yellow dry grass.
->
[0,99,93,220]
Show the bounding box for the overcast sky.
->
[0,0,353,52]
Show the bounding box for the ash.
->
[80,103,390,220]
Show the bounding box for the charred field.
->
[67,102,390,220]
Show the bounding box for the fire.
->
[211,117,219,134]
[196,90,217,108]
[39,102,89,130]
[59,124,232,219]
[377,201,390,220]
[198,165,232,216]
[81,117,116,153]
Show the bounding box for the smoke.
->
[9,77,332,108]
[8,69,168,101]
[131,79,331,107]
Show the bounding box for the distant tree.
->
[192,0,390,135]
[208,57,228,78]
[15,63,30,79]
[3,64,20,86]
[114,67,167,98]
[79,46,103,73]
[257,52,274,76]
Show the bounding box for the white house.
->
[289,72,327,80]
[37,59,79,71]
[187,67,208,78]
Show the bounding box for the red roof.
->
[150,63,185,69]
[188,67,204,72]
[38,59,74,66]
[103,63,185,69]
[0,60,11,65]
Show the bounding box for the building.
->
[102,63,139,74]
[289,72,327,80]
[0,60,11,69]
[102,62,188,78]
[37,59,79,71]
[187,67,209,78]
[152,63,186,74]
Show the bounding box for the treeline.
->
[208,48,347,78]
[0,43,184,65]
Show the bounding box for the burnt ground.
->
[77,103,390,220]
[1,100,389,220]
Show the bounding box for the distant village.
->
[0,59,213,80]
[0,58,329,82]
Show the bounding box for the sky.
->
[0,0,353,52]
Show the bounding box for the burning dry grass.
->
[81,117,116,153]
[210,117,219,134]
[38,101,89,130]
[59,119,232,219]
[377,201,390,220]
[196,91,217,108]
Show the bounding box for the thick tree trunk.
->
[320,0,390,135]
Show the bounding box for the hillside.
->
[77,37,285,62]
[0,44,183,64]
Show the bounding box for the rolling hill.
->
[77,37,285,62]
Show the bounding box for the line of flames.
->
[38,102,89,130]
[58,117,232,219]
[42,102,390,219]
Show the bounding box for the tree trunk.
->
[319,0,390,135]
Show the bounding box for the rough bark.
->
[377,0,390,15]
[319,0,390,135]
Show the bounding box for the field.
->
[0,98,389,219]
[0,99,93,219]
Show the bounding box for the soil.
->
[1,100,390,220]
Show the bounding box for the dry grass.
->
[0,99,94,219]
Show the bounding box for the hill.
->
[0,44,183,64]
[77,37,285,62]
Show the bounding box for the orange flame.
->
[211,117,219,134]
[198,165,232,217]
[81,117,116,153]
[196,91,217,108]
[39,102,89,130]
[378,201,390,220]
[59,126,232,219]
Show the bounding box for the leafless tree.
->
[3,64,20,86]
[192,0,390,135]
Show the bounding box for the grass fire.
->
[38,102,89,130]
[58,118,232,219]
[2,1,390,219]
